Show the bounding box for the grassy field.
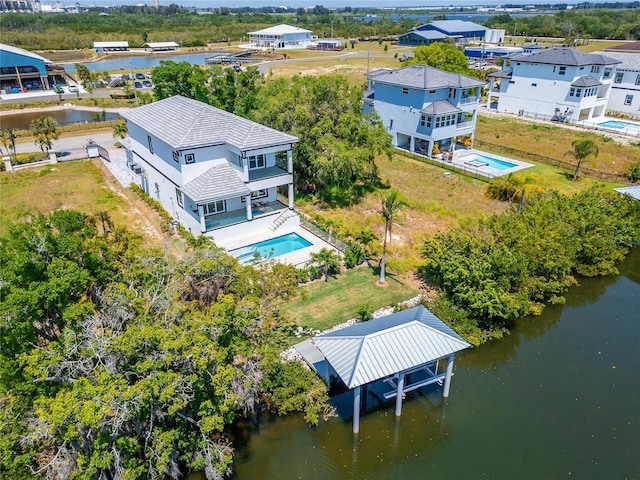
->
[475,114,639,177]
[0,160,169,242]
[280,267,418,331]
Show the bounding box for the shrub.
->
[355,303,373,321]
[626,160,640,182]
[343,243,365,269]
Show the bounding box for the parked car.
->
[133,81,143,89]
[68,85,79,93]
[142,80,153,88]
[135,72,145,80]
[232,65,242,73]
[53,84,64,94]
[145,73,152,78]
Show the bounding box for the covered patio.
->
[296,305,470,434]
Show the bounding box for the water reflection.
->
[230,248,639,479]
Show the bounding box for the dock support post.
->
[353,386,361,434]
[324,359,330,386]
[443,354,455,398]
[395,372,405,416]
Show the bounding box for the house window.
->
[147,135,154,154]
[242,189,268,202]
[636,74,640,85]
[248,154,265,169]
[625,95,633,106]
[426,116,432,128]
[428,89,436,94]
[559,66,566,76]
[176,188,184,208]
[172,151,179,163]
[591,65,600,73]
[185,153,195,164]
[420,115,426,126]
[531,83,537,87]
[603,68,611,79]
[390,119,394,129]
[569,87,575,97]
[203,200,225,215]
[402,87,409,94]
[575,88,581,98]
[615,72,623,83]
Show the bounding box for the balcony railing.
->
[455,121,474,130]
[248,164,289,182]
[458,96,479,105]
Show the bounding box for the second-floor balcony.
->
[248,164,289,182]
[455,121,474,130]
[458,96,479,105]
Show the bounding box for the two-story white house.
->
[121,95,299,244]
[363,65,486,157]
[486,47,621,122]
[597,51,640,118]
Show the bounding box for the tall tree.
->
[75,63,92,83]
[0,128,18,161]
[405,42,471,74]
[379,190,403,286]
[566,138,599,181]
[30,115,59,154]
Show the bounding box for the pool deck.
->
[216,223,340,268]
[580,116,640,137]
[413,148,534,178]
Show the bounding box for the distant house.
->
[142,41,179,52]
[363,65,485,157]
[399,20,488,47]
[93,41,129,52]
[0,42,67,93]
[121,96,299,243]
[247,24,312,49]
[486,47,621,122]
[595,51,640,118]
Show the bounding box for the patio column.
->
[199,206,206,233]
[428,139,434,158]
[443,354,455,398]
[287,150,293,173]
[353,386,361,434]
[409,137,415,153]
[395,372,405,416]
[243,162,249,183]
[288,183,294,210]
[245,196,252,221]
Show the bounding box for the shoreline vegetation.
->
[1,7,640,479]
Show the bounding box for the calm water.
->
[0,109,120,130]
[228,247,640,479]
[230,232,312,264]
[64,52,222,73]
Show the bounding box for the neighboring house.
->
[0,42,68,92]
[486,47,621,122]
[247,24,312,49]
[142,41,179,52]
[93,41,129,52]
[399,20,488,47]
[121,95,299,243]
[595,51,640,118]
[363,65,486,157]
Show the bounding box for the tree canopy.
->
[0,211,331,479]
[405,42,471,74]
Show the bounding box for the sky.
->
[78,0,625,8]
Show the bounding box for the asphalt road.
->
[14,131,117,154]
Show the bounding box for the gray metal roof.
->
[403,30,448,40]
[489,69,513,79]
[614,185,640,201]
[420,100,461,115]
[426,20,487,34]
[508,47,621,66]
[604,40,640,53]
[571,75,602,87]
[182,162,250,203]
[121,95,298,151]
[595,51,640,71]
[313,306,470,389]
[366,65,486,90]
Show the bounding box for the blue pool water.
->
[466,154,517,170]
[229,232,312,264]
[599,120,640,130]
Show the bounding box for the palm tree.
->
[30,116,59,154]
[379,190,403,286]
[510,174,545,213]
[308,248,341,282]
[355,229,376,267]
[566,139,599,181]
[112,120,128,141]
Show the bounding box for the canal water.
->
[228,248,640,479]
[0,109,120,130]
[63,52,225,73]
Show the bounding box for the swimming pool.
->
[598,120,640,130]
[229,232,312,264]
[464,154,517,171]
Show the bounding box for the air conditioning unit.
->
[133,165,143,174]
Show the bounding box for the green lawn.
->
[280,267,419,331]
